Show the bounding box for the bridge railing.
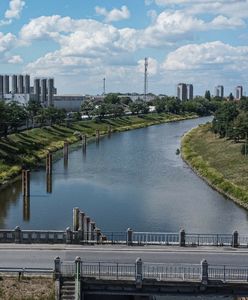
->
[57,257,248,284]
[185,233,233,246]
[143,263,200,281]
[209,265,248,282]
[132,232,179,245]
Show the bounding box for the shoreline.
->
[181,124,248,211]
[0,113,198,190]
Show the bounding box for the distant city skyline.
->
[0,0,248,95]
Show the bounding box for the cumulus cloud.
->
[163,41,248,71]
[137,57,158,75]
[8,55,23,64]
[95,5,130,23]
[0,32,19,63]
[5,0,25,19]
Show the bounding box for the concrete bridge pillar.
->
[78,211,85,241]
[201,259,208,285]
[75,256,82,300]
[54,257,61,300]
[73,207,80,232]
[232,231,239,248]
[127,228,133,246]
[14,226,22,243]
[135,258,143,288]
[179,228,186,247]
[66,227,73,244]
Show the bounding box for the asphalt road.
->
[0,244,248,268]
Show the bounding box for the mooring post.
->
[46,174,52,194]
[22,169,30,197]
[82,134,87,148]
[96,129,100,143]
[232,231,239,248]
[108,125,112,136]
[64,141,69,161]
[73,207,80,232]
[66,227,73,244]
[90,222,96,241]
[46,152,53,175]
[78,211,85,241]
[86,216,91,241]
[23,196,30,221]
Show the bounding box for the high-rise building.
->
[215,85,224,98]
[0,75,3,98]
[34,78,40,102]
[18,75,24,94]
[24,75,30,94]
[186,84,193,100]
[177,83,187,101]
[47,78,54,107]
[12,75,18,94]
[236,86,243,100]
[3,75,9,94]
[41,78,47,105]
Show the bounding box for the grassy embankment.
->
[0,112,196,186]
[0,276,54,300]
[181,123,248,209]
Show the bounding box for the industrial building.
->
[0,74,55,106]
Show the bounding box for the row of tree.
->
[212,98,248,154]
[0,99,66,137]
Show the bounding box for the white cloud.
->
[0,32,19,63]
[145,0,154,5]
[5,0,25,19]
[8,55,23,64]
[137,57,158,75]
[163,41,248,71]
[95,5,130,23]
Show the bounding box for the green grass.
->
[0,113,196,185]
[181,123,248,208]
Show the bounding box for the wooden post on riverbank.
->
[23,196,30,221]
[108,125,112,137]
[82,135,87,151]
[96,130,100,143]
[22,169,30,197]
[46,152,52,175]
[64,142,69,161]
[46,174,52,194]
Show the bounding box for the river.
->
[0,116,248,232]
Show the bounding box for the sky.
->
[0,0,248,96]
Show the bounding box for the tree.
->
[26,99,42,127]
[6,101,27,133]
[104,94,120,105]
[81,100,94,118]
[229,93,234,101]
[204,90,211,100]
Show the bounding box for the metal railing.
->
[133,232,179,245]
[143,263,200,281]
[209,265,248,282]
[0,267,53,276]
[185,233,233,246]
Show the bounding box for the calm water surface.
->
[1,116,248,232]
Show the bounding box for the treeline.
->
[212,97,248,155]
[81,94,221,120]
[0,100,66,137]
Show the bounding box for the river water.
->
[1,116,248,232]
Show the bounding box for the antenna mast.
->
[103,78,106,95]
[144,57,148,101]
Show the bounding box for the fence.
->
[0,227,244,248]
[56,257,248,284]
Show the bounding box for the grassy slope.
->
[181,123,248,209]
[0,113,196,185]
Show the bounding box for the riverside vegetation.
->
[0,94,220,186]
[182,98,248,208]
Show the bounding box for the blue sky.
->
[0,0,248,96]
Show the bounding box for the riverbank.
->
[181,123,248,210]
[0,112,197,186]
